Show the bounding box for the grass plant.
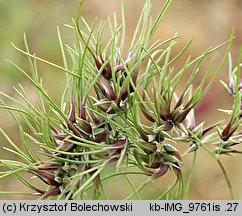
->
[0,0,241,200]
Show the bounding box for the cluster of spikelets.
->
[0,0,241,200]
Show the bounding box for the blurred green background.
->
[0,0,241,199]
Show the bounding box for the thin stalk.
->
[125,177,153,200]
[217,159,235,200]
[84,171,145,192]
[183,151,197,199]
[186,128,235,199]
[124,174,141,200]
[0,191,34,195]
[156,178,178,200]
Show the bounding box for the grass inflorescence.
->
[0,0,241,200]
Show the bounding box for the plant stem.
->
[124,174,141,200]
[156,179,178,200]
[125,177,153,200]
[183,151,197,199]
[216,159,235,200]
